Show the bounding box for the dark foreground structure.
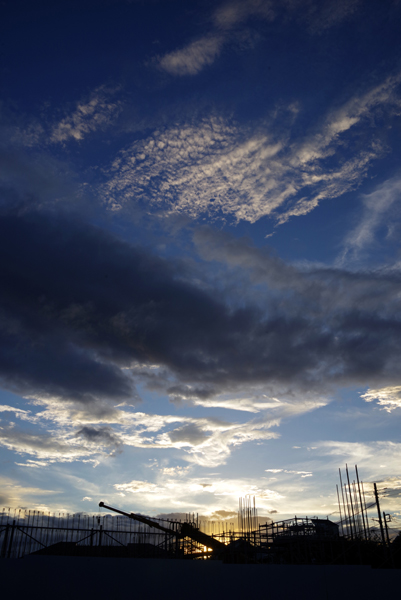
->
[1,466,400,598]
[1,556,400,600]
[1,505,400,568]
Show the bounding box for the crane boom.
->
[99,502,176,535]
[98,502,226,551]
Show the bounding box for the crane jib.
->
[99,501,226,550]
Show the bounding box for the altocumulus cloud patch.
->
[100,71,401,224]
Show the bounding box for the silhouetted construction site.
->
[1,465,400,569]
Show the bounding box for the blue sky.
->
[1,0,401,524]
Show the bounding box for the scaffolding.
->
[1,466,399,567]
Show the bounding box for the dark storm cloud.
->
[169,424,209,446]
[75,426,122,448]
[1,210,401,411]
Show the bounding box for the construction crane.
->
[98,502,226,552]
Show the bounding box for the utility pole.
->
[373,483,386,547]
[383,513,391,546]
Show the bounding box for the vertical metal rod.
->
[336,485,344,536]
[77,513,81,544]
[339,469,351,539]
[355,465,367,540]
[17,510,25,558]
[352,481,361,537]
[346,464,357,538]
[1,523,9,558]
[7,520,16,558]
[22,511,30,557]
[340,469,352,539]
[361,481,370,539]
[43,513,49,551]
[51,513,56,545]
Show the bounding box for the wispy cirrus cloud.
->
[155,0,360,77]
[265,469,313,477]
[339,176,401,267]
[0,474,59,508]
[212,0,275,30]
[158,35,225,76]
[290,0,361,35]
[314,441,401,506]
[156,1,274,76]
[314,440,401,470]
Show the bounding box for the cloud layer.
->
[2,210,401,414]
[101,72,400,224]
[0,205,401,478]
[156,0,360,77]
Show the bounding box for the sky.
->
[1,0,401,527]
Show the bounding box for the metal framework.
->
[1,466,399,567]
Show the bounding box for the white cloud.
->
[313,440,401,513]
[101,72,400,225]
[3,388,326,470]
[51,87,121,143]
[339,176,401,266]
[115,480,163,494]
[158,35,224,76]
[114,473,284,515]
[26,395,139,427]
[156,0,274,77]
[112,466,341,520]
[0,393,281,468]
[316,440,401,474]
[265,468,313,477]
[0,405,32,420]
[168,386,286,413]
[160,466,191,477]
[213,0,274,30]
[293,72,401,164]
[120,412,280,467]
[174,418,279,467]
[286,470,312,477]
[191,397,283,413]
[15,459,49,468]
[0,474,59,508]
[302,0,361,35]
[0,425,99,464]
[361,386,401,412]
[156,0,357,77]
